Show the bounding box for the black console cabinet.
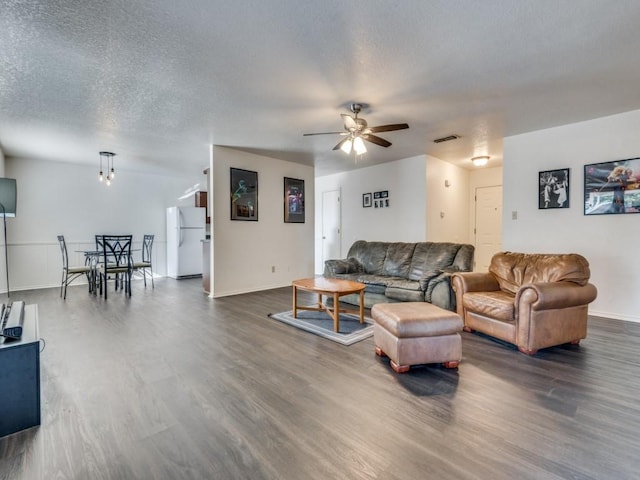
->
[0,304,40,438]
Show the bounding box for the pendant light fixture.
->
[98,151,116,186]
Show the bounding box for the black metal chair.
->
[57,235,92,299]
[132,234,154,288]
[98,235,133,299]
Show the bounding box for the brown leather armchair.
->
[451,252,597,355]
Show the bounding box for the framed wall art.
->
[363,193,372,207]
[284,177,305,223]
[539,168,570,209]
[584,157,640,215]
[230,167,258,221]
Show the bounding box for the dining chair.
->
[99,235,133,299]
[57,235,92,299]
[132,234,154,288]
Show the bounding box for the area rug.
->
[268,310,374,346]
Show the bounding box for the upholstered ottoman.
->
[372,302,463,373]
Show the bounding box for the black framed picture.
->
[539,168,570,209]
[584,158,640,215]
[284,177,305,223]
[363,193,372,207]
[230,168,258,221]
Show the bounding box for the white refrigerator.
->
[167,206,206,279]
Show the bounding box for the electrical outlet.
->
[271,266,276,273]
[512,211,518,220]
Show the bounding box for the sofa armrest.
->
[451,272,500,295]
[424,272,458,311]
[323,258,362,277]
[516,282,598,310]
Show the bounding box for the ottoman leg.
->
[442,361,459,369]
[374,346,387,357]
[390,360,410,374]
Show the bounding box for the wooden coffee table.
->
[292,277,366,333]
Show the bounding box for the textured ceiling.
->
[2,1,640,177]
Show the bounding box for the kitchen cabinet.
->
[195,192,210,224]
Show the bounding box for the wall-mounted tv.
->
[0,178,17,217]
[584,158,640,215]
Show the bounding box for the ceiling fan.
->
[303,103,409,155]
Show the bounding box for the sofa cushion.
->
[385,287,425,302]
[463,290,515,322]
[408,243,461,281]
[382,242,416,277]
[489,252,591,295]
[329,273,387,294]
[386,278,422,291]
[350,241,388,275]
[384,278,424,303]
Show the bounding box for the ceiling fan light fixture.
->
[471,156,489,167]
[353,136,367,155]
[340,138,353,154]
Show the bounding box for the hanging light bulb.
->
[99,151,117,185]
[340,138,353,154]
[353,136,367,155]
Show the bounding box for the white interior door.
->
[321,190,341,265]
[475,185,503,272]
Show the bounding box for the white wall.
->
[314,155,428,273]
[4,157,200,292]
[425,156,471,243]
[211,146,314,296]
[313,155,474,273]
[503,109,640,322]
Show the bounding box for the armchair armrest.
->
[451,272,500,295]
[517,282,598,310]
[323,257,363,277]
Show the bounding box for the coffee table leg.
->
[317,293,322,308]
[293,285,298,318]
[359,289,364,324]
[333,292,340,332]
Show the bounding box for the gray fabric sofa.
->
[323,240,474,311]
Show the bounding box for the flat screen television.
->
[0,178,17,217]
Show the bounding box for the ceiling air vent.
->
[433,134,460,143]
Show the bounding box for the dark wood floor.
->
[0,278,639,479]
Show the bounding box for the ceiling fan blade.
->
[341,114,357,131]
[364,123,409,134]
[332,137,352,151]
[303,131,347,136]
[362,134,392,147]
